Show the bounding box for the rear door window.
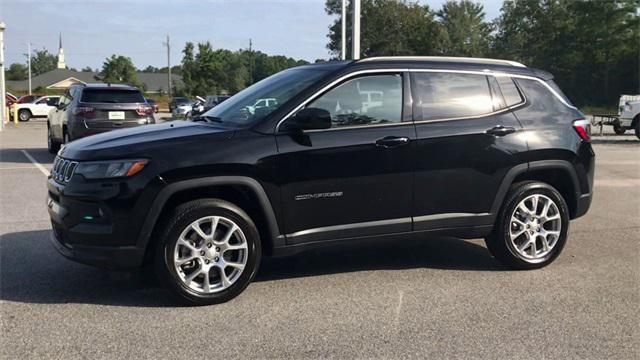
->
[411,72,494,121]
[81,89,145,103]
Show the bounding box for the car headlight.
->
[75,159,148,179]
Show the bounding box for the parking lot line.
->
[20,150,50,176]
[594,179,640,187]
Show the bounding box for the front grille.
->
[51,156,78,183]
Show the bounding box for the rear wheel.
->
[18,109,31,122]
[635,117,640,140]
[485,181,569,269]
[47,126,61,154]
[613,122,626,135]
[154,199,261,305]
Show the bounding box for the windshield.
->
[202,67,330,126]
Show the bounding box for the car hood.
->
[59,120,235,161]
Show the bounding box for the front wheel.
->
[155,199,261,305]
[635,117,640,140]
[18,109,31,122]
[485,181,569,269]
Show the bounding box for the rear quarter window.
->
[495,76,524,107]
[81,89,145,103]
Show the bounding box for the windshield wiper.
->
[192,115,223,123]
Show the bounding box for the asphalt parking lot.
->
[1,119,638,359]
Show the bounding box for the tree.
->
[98,55,141,87]
[81,66,94,72]
[5,63,28,80]
[437,0,492,57]
[179,42,306,97]
[30,49,57,76]
[492,0,639,106]
[325,0,447,58]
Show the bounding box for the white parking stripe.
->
[597,161,640,166]
[20,150,50,176]
[594,179,640,187]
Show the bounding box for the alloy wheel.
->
[509,194,562,262]
[173,216,248,294]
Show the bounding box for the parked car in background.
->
[5,92,18,107]
[48,84,154,153]
[12,95,60,121]
[204,95,230,112]
[171,97,193,119]
[188,95,229,119]
[47,57,594,305]
[616,94,640,139]
[145,98,159,113]
[169,97,190,112]
[16,94,45,104]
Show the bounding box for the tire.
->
[154,199,261,305]
[18,109,31,122]
[47,126,61,154]
[485,181,569,270]
[613,122,626,135]
[635,117,640,140]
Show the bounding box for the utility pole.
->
[0,22,6,131]
[27,42,32,94]
[249,38,253,84]
[352,0,360,60]
[341,0,346,60]
[164,35,172,98]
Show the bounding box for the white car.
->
[12,96,61,122]
[616,95,640,139]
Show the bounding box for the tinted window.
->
[81,89,145,103]
[308,74,403,128]
[496,76,523,107]
[412,73,493,120]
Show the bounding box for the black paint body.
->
[47,59,594,269]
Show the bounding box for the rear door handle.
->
[486,125,516,136]
[375,136,410,148]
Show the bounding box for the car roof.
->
[299,57,553,80]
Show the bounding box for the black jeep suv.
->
[48,57,594,305]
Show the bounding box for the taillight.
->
[136,106,153,116]
[73,107,95,116]
[572,119,591,141]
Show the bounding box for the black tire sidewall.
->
[492,182,570,269]
[155,199,261,305]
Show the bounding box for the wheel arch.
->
[491,160,581,220]
[138,176,282,266]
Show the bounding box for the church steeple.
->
[57,33,66,69]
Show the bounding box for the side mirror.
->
[288,107,332,131]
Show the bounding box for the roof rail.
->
[358,56,526,68]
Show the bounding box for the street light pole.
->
[0,22,6,131]
[27,42,32,94]
[352,0,360,60]
[341,0,346,60]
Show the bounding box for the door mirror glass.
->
[289,107,332,131]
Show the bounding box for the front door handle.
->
[486,125,516,136]
[375,136,410,148]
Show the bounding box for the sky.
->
[0,0,504,70]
